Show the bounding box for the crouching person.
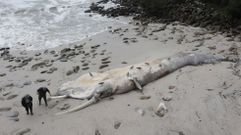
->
[21,94,33,115]
[37,87,51,106]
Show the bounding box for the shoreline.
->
[1,20,241,135]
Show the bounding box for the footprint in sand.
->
[0,107,12,112]
[6,94,18,100]
[11,128,31,135]
[48,101,59,109]
[6,111,19,122]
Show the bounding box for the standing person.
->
[37,87,51,106]
[21,94,33,115]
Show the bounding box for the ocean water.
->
[0,0,126,50]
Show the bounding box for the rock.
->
[179,131,185,135]
[192,48,198,51]
[0,73,6,77]
[95,129,101,135]
[139,95,151,100]
[208,46,216,50]
[155,102,167,117]
[36,79,46,83]
[99,64,108,69]
[7,94,18,100]
[168,85,175,90]
[73,66,80,73]
[0,97,4,101]
[114,121,121,129]
[121,61,127,64]
[162,95,172,101]
[47,67,57,74]
[101,61,111,64]
[31,60,52,71]
[82,63,88,66]
[14,58,21,63]
[23,81,31,85]
[35,52,41,56]
[123,40,129,44]
[135,107,145,116]
[50,50,56,54]
[101,57,110,61]
[7,111,19,117]
[66,70,74,76]
[152,25,167,32]
[18,58,32,67]
[60,58,68,62]
[0,107,11,112]
[14,128,31,135]
[82,67,89,70]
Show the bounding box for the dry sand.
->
[0,21,241,135]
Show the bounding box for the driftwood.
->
[51,52,228,115]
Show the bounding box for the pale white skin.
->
[51,52,226,115]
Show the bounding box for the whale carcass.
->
[51,52,229,115]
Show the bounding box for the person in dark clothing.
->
[37,87,51,106]
[21,94,33,115]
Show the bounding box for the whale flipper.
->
[129,77,142,90]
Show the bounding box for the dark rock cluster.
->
[86,0,241,36]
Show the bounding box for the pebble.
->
[155,102,167,117]
[95,129,101,135]
[168,85,176,90]
[139,95,151,100]
[47,67,58,74]
[66,70,74,76]
[36,79,46,83]
[135,107,145,116]
[208,46,216,50]
[162,95,172,101]
[23,81,32,85]
[82,63,89,66]
[73,66,80,73]
[121,61,127,64]
[192,48,199,51]
[0,73,6,77]
[60,58,68,62]
[114,121,121,129]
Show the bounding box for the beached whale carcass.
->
[51,52,228,115]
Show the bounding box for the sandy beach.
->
[1,21,241,135]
